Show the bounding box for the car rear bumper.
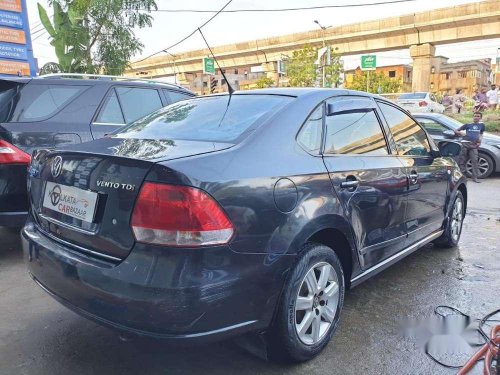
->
[0,164,28,227]
[0,211,27,227]
[22,221,294,342]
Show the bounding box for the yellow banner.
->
[0,27,25,44]
[0,59,29,75]
[0,0,21,13]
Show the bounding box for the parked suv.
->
[22,89,466,362]
[0,74,195,227]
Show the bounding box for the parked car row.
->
[15,82,468,362]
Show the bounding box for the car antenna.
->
[197,28,234,95]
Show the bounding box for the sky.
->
[27,0,500,72]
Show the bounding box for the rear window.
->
[399,93,427,99]
[0,80,24,122]
[8,83,87,122]
[115,95,293,143]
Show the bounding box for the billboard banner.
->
[0,0,36,77]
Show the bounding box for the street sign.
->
[203,57,215,75]
[0,0,36,77]
[361,55,376,71]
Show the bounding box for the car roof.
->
[205,88,382,103]
[29,74,193,94]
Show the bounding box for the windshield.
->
[399,93,427,99]
[114,94,293,143]
[437,116,466,130]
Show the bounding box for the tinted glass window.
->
[164,90,193,104]
[0,80,23,122]
[417,118,447,135]
[399,93,427,100]
[12,84,85,122]
[324,110,388,155]
[116,95,293,143]
[297,105,323,153]
[95,90,125,124]
[378,102,431,156]
[116,87,162,123]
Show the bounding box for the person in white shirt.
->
[486,84,498,110]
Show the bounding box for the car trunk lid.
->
[28,137,234,261]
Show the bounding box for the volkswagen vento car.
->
[22,89,466,362]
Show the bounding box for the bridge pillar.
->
[410,43,436,92]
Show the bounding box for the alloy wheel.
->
[450,196,464,242]
[466,156,489,178]
[295,262,340,345]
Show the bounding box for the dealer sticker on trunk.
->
[42,181,98,223]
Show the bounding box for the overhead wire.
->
[133,0,233,65]
[149,0,417,13]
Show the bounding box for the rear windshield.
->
[399,93,427,99]
[115,94,293,142]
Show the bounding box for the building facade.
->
[432,57,492,97]
[344,64,413,93]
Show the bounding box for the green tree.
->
[255,75,275,88]
[38,0,157,75]
[323,49,343,88]
[286,44,343,88]
[286,44,317,87]
[347,71,402,94]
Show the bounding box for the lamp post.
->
[314,20,332,88]
[164,51,177,84]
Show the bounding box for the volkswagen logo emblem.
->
[51,156,63,178]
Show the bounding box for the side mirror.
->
[438,141,462,157]
[442,130,455,139]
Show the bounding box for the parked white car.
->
[396,92,445,113]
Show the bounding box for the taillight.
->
[0,139,31,164]
[131,182,234,247]
[419,101,428,107]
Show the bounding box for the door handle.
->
[409,170,418,185]
[340,179,359,191]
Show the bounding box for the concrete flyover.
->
[126,0,500,92]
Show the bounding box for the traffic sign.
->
[361,55,376,71]
[203,57,215,75]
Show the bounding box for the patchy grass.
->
[448,111,500,133]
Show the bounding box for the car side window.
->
[377,101,431,157]
[324,109,388,155]
[115,87,163,123]
[417,118,447,135]
[164,90,193,104]
[12,84,87,122]
[94,90,125,125]
[297,105,323,154]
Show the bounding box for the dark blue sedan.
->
[23,89,466,362]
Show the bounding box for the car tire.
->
[266,242,345,363]
[466,153,494,179]
[434,191,465,248]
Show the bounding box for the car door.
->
[377,101,449,245]
[321,96,409,269]
[91,86,164,139]
[416,117,450,142]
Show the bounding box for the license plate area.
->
[42,181,99,224]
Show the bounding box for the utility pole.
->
[314,20,332,88]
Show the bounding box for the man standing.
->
[486,84,498,110]
[455,112,485,183]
